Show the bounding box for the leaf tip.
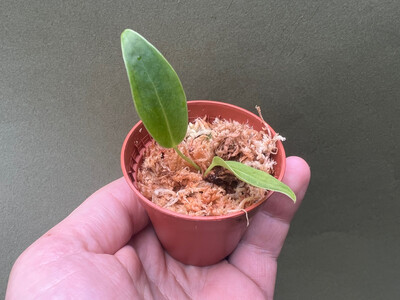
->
[281,185,297,203]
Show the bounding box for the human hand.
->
[6,156,310,299]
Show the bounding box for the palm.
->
[7,157,310,300]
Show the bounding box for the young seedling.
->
[121,29,296,202]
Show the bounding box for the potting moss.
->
[137,117,285,216]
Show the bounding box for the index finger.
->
[45,177,149,254]
[241,156,310,255]
[229,156,310,297]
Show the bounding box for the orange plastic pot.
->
[121,100,286,266]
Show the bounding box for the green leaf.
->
[121,29,188,148]
[204,156,296,202]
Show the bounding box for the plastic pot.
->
[121,100,286,266]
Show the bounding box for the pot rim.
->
[121,100,286,222]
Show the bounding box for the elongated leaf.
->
[205,156,296,202]
[121,29,187,148]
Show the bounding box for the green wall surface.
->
[1,0,399,298]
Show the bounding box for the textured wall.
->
[1,0,399,298]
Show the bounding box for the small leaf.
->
[121,29,188,148]
[205,156,296,202]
